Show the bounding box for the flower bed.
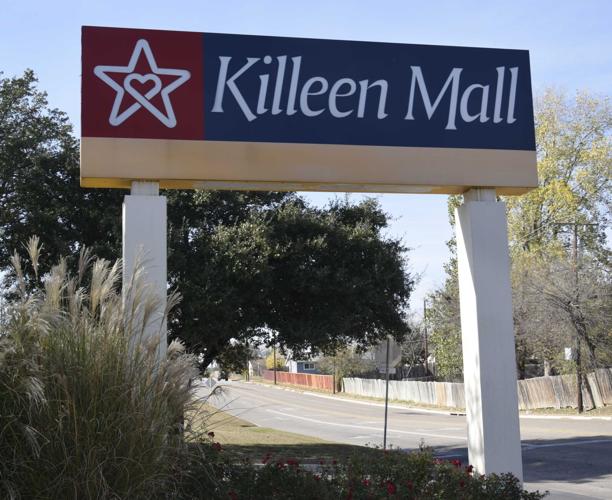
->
[194,440,547,499]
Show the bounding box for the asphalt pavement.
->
[204,381,612,500]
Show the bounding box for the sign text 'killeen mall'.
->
[213,56,520,131]
[81,27,537,194]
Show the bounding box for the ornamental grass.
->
[0,237,546,499]
[0,238,215,499]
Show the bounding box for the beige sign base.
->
[81,137,538,195]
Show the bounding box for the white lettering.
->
[271,56,287,115]
[460,84,490,123]
[329,78,356,118]
[300,76,329,117]
[493,66,505,123]
[212,56,259,122]
[357,79,388,119]
[405,66,463,130]
[286,56,302,116]
[507,67,518,124]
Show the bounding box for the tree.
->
[523,251,611,370]
[318,347,376,381]
[426,90,611,381]
[1,71,415,368]
[425,196,463,381]
[215,342,254,376]
[0,71,123,282]
[168,193,414,367]
[507,90,611,381]
[265,351,286,370]
[506,90,610,255]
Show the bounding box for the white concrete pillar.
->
[122,181,167,359]
[455,188,523,480]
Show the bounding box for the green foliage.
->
[204,447,546,499]
[0,70,123,281]
[506,90,611,255]
[507,90,611,374]
[168,193,414,367]
[426,255,463,381]
[215,342,253,375]
[1,71,413,368]
[0,240,216,499]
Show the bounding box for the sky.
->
[1,0,610,314]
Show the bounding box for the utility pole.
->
[332,356,336,395]
[245,341,249,382]
[553,221,597,413]
[273,340,277,385]
[423,298,429,377]
[383,335,391,450]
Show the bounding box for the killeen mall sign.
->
[81,26,537,194]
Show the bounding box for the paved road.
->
[204,381,612,500]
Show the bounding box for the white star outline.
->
[93,39,191,128]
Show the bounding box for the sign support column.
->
[122,181,167,359]
[455,188,522,480]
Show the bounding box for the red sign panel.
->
[82,26,204,140]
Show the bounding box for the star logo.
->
[94,39,191,128]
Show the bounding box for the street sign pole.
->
[383,335,391,450]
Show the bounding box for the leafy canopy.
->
[1,71,414,367]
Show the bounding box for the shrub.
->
[0,239,214,499]
[209,448,547,499]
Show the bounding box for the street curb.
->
[241,380,612,421]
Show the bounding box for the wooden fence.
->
[343,368,612,410]
[263,370,334,392]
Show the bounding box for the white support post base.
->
[122,181,167,359]
[455,188,523,481]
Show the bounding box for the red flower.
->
[213,442,222,452]
[460,479,466,488]
[332,459,337,465]
[287,458,299,467]
[262,453,271,464]
[451,459,462,468]
[362,479,371,487]
[386,481,397,495]
[207,431,215,438]
[314,474,321,481]
[466,464,474,475]
[406,480,413,490]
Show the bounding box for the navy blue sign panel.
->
[203,33,535,151]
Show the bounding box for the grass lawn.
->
[190,403,384,464]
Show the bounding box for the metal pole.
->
[333,356,336,394]
[383,335,390,450]
[273,342,277,385]
[423,299,428,376]
[572,223,584,414]
[245,341,249,382]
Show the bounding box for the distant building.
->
[286,359,319,374]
